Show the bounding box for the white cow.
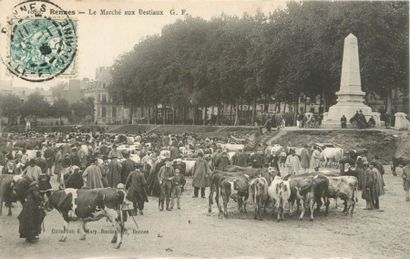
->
[268,176,292,221]
[181,159,196,176]
[326,176,358,215]
[217,143,245,152]
[265,144,284,156]
[320,148,344,167]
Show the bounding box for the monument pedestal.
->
[322,33,379,128]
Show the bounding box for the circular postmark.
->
[0,0,77,82]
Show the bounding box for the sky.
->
[0,0,287,89]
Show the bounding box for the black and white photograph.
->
[0,0,409,258]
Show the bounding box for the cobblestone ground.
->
[1,167,409,258]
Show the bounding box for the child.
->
[170,168,186,210]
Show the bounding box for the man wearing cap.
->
[158,158,175,211]
[23,159,42,182]
[82,157,104,189]
[171,168,186,209]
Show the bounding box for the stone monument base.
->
[322,102,380,128]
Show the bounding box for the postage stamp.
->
[0,0,77,82]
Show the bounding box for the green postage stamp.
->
[0,0,77,82]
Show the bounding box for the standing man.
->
[126,167,148,215]
[285,149,301,175]
[341,115,347,128]
[43,144,55,176]
[23,159,42,182]
[109,144,123,160]
[300,145,310,173]
[310,146,321,171]
[402,163,410,201]
[54,146,63,181]
[107,155,122,188]
[17,181,45,243]
[192,152,210,198]
[214,151,230,171]
[82,157,104,189]
[121,151,136,184]
[158,158,174,211]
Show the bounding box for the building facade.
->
[82,67,130,124]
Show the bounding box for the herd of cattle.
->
[208,165,358,222]
[0,131,364,249]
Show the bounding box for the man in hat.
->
[122,151,136,184]
[23,159,42,182]
[192,152,210,198]
[17,181,46,243]
[82,157,104,189]
[34,151,47,175]
[109,144,123,160]
[300,144,311,173]
[70,146,80,167]
[158,158,175,211]
[215,150,230,171]
[43,143,55,176]
[108,154,122,188]
[285,149,301,175]
[125,167,148,215]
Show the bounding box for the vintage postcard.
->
[0,0,409,258]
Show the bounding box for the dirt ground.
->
[1,166,410,258]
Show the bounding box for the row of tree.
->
[110,1,408,125]
[0,93,94,125]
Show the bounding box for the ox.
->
[0,174,15,216]
[289,174,329,221]
[248,176,269,220]
[208,171,249,217]
[45,188,127,249]
[326,176,358,216]
[267,176,291,222]
[320,148,344,167]
[181,159,196,176]
[217,143,245,152]
[265,144,284,157]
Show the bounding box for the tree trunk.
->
[192,106,195,125]
[203,106,206,126]
[154,104,157,125]
[216,103,221,125]
[251,97,257,126]
[148,105,151,124]
[234,98,239,126]
[386,88,392,114]
[172,104,175,125]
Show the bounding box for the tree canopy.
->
[111,1,408,122]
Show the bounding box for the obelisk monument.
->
[322,33,379,127]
